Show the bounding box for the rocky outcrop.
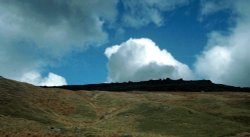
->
[46,78,250,92]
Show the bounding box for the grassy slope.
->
[0,77,250,137]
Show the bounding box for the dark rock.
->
[74,127,81,133]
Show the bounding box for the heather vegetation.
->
[0,77,250,137]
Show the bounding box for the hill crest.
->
[46,78,250,92]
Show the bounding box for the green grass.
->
[117,102,248,137]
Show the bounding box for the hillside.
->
[0,76,250,137]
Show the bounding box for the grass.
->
[0,78,250,137]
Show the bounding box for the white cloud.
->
[200,0,234,16]
[105,38,194,82]
[121,0,189,28]
[195,0,250,87]
[0,0,118,57]
[20,71,67,86]
[0,0,117,83]
[0,0,192,85]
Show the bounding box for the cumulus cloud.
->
[20,71,67,86]
[195,0,250,87]
[0,0,193,85]
[0,0,117,84]
[0,0,117,57]
[105,38,194,82]
[121,0,189,28]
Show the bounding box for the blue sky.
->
[0,0,250,87]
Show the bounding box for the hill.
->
[49,78,250,92]
[0,76,250,137]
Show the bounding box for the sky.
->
[0,0,250,87]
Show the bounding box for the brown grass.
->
[0,77,250,137]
